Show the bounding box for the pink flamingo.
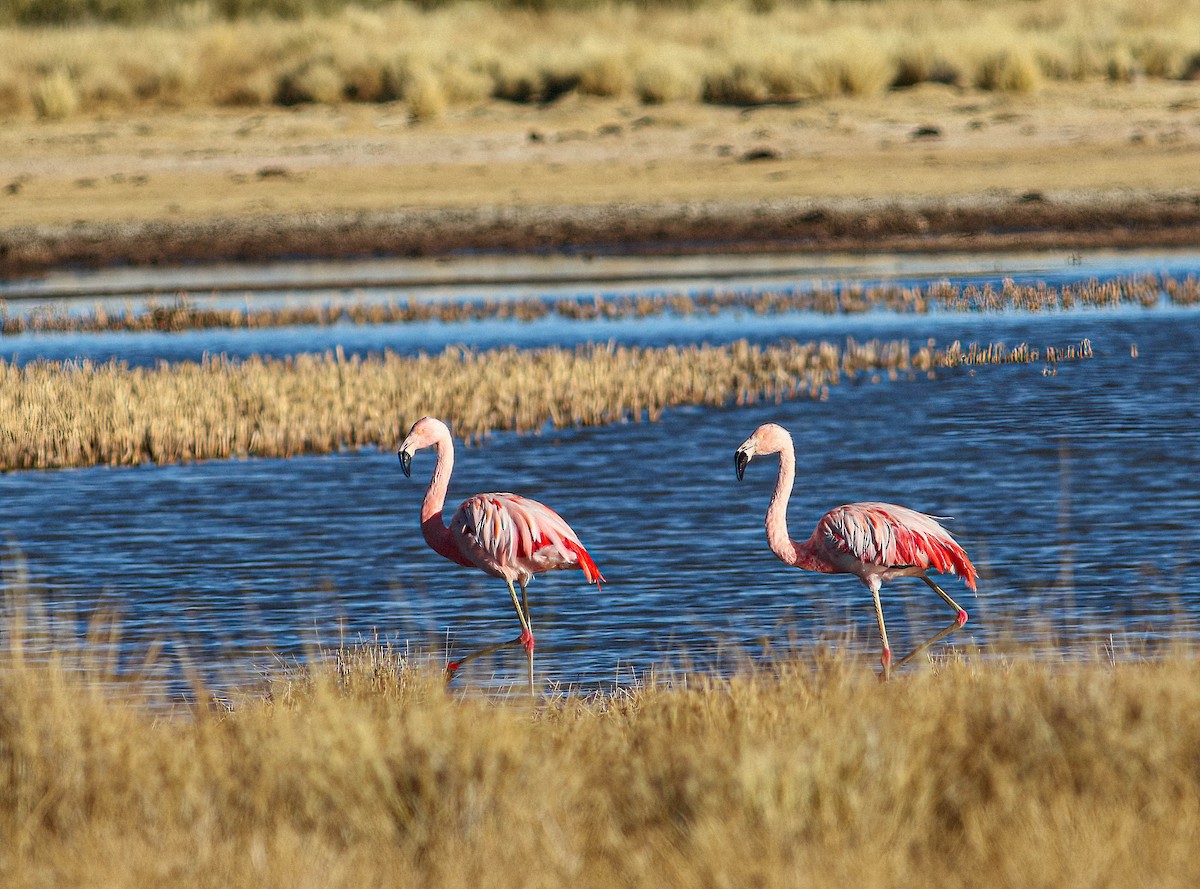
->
[397,417,603,696]
[734,422,976,679]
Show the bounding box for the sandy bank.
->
[3,83,1199,275]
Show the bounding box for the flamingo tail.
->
[567,540,604,588]
[922,536,978,592]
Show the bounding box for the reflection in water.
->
[2,270,1199,696]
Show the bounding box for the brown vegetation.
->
[3,274,1194,334]
[0,336,1091,471]
[2,615,1199,888]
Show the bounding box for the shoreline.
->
[4,84,1200,276]
[5,191,1200,278]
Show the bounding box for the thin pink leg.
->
[870,581,892,681]
[896,576,969,669]
[506,578,537,699]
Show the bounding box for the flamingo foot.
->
[444,661,461,682]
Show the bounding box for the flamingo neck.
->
[765,439,799,566]
[419,434,459,560]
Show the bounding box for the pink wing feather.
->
[450,493,604,588]
[819,502,977,590]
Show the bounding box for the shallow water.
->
[2,251,1199,696]
[4,246,1198,368]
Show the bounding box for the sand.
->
[2,81,1199,274]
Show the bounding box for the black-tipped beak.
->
[735,448,751,481]
[398,448,412,478]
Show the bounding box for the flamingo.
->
[734,422,976,679]
[397,416,603,696]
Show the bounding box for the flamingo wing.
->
[450,493,604,587]
[818,502,977,589]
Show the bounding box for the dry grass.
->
[2,607,1199,888]
[0,0,1198,120]
[3,274,1192,334]
[0,336,1091,471]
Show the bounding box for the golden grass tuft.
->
[577,45,632,98]
[30,68,79,119]
[2,612,1200,888]
[975,47,1044,93]
[402,64,448,121]
[1,1,1199,119]
[0,336,1092,471]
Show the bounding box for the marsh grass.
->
[0,336,1092,470]
[4,274,1190,334]
[1,0,1199,119]
[2,610,1200,888]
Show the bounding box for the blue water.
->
[2,252,1199,697]
[4,246,1197,369]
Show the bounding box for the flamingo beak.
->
[734,447,752,481]
[398,445,413,478]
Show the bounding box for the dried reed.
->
[2,273,1191,335]
[0,336,1092,471]
[1,621,1199,889]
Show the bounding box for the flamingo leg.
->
[869,580,893,681]
[506,578,537,699]
[896,576,969,669]
[520,580,535,697]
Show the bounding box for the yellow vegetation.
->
[0,336,1092,470]
[1,0,1198,119]
[1,613,1198,888]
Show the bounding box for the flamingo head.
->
[397,416,450,478]
[734,423,791,480]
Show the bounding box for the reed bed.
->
[2,0,1199,120]
[4,274,1193,335]
[2,623,1200,888]
[0,336,1091,470]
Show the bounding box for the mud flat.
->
[2,83,1199,274]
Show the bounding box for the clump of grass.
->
[1136,33,1195,78]
[2,614,1200,887]
[401,64,448,121]
[0,336,1093,470]
[577,45,631,98]
[275,58,345,105]
[975,47,1044,93]
[30,68,79,119]
[635,57,697,103]
[2,1,1199,120]
[805,32,895,98]
[891,42,963,87]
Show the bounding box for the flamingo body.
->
[808,501,977,590]
[447,491,603,587]
[398,416,603,695]
[735,422,975,678]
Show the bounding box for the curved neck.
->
[765,439,799,566]
[419,435,460,560]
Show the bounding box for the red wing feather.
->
[822,502,977,590]
[450,493,603,586]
